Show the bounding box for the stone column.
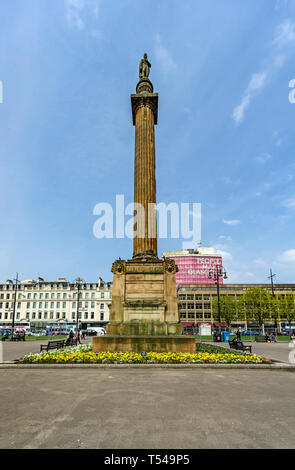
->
[131,79,158,258]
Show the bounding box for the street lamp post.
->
[268,269,277,332]
[208,265,227,338]
[10,273,20,341]
[75,278,83,334]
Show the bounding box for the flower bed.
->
[18,344,272,364]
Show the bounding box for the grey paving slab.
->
[0,369,294,449]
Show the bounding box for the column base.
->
[92,335,196,353]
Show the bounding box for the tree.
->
[241,287,271,333]
[279,294,295,336]
[212,295,237,327]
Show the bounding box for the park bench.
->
[40,339,65,352]
[229,340,252,353]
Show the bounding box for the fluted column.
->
[131,79,158,258]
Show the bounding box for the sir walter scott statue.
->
[139,53,151,79]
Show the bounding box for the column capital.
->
[131,93,158,125]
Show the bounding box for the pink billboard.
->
[168,255,223,286]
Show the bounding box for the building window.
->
[100,312,104,321]
[72,302,76,308]
[39,302,42,308]
[50,312,54,319]
[72,312,75,320]
[63,293,67,299]
[27,293,31,299]
[100,303,104,309]
[38,312,42,319]
[26,313,29,319]
[44,312,48,319]
[91,312,94,319]
[50,302,54,308]
[27,302,30,308]
[62,302,66,308]
[16,312,20,319]
[84,312,88,319]
[85,302,88,308]
[62,312,66,319]
[45,293,49,299]
[101,293,105,299]
[51,293,55,299]
[56,312,60,319]
[91,293,95,299]
[32,312,36,319]
[187,303,194,310]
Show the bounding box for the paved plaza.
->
[1,339,294,449]
[0,368,294,449]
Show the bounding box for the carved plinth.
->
[106,257,183,337]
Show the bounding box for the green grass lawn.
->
[24,335,67,341]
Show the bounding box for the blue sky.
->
[0,0,295,284]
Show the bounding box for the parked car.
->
[85,329,98,336]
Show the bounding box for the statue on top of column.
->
[139,53,151,79]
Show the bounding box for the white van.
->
[87,327,106,336]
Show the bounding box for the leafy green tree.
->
[278,294,295,336]
[240,287,271,333]
[212,295,237,327]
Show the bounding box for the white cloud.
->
[277,249,295,263]
[219,235,233,241]
[255,153,272,165]
[282,196,295,209]
[216,249,233,261]
[154,35,176,75]
[232,73,267,125]
[232,19,295,126]
[64,0,100,31]
[222,219,240,226]
[273,19,295,46]
[254,257,266,266]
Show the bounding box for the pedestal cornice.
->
[131,93,158,125]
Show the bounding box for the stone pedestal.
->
[106,257,183,337]
[93,335,196,353]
